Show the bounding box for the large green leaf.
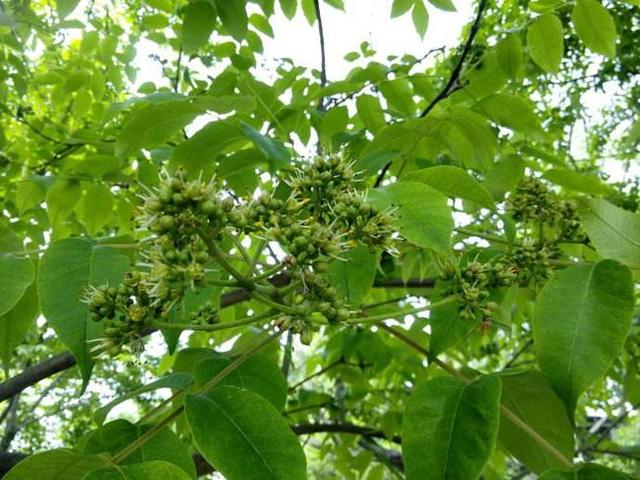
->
[474,93,541,133]
[94,373,194,424]
[4,449,110,480]
[38,239,130,383]
[571,0,616,58]
[579,198,640,269]
[172,120,245,173]
[428,300,475,357]
[85,461,192,480]
[329,246,378,305]
[539,464,634,480]
[81,419,196,478]
[368,181,453,255]
[527,14,564,73]
[0,227,35,318]
[402,375,501,480]
[193,353,288,410]
[495,33,523,78]
[240,123,290,170]
[78,184,114,236]
[181,1,217,54]
[356,94,386,133]
[499,370,574,473]
[543,169,613,196]
[117,100,202,157]
[185,386,306,480]
[0,282,39,369]
[216,0,248,40]
[411,166,495,210]
[532,260,634,413]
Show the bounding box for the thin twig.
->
[419,0,488,118]
[313,0,327,111]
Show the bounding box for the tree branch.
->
[419,0,487,118]
[313,0,327,111]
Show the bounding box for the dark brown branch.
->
[313,0,327,111]
[419,0,487,118]
[0,354,75,403]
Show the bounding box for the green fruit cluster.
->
[506,177,583,241]
[444,259,516,322]
[289,154,355,203]
[509,245,555,285]
[87,272,160,354]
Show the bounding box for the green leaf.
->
[539,464,635,480]
[301,0,316,25]
[181,1,217,54]
[279,0,297,19]
[378,78,416,116]
[82,419,196,478]
[402,375,501,480]
[249,14,274,37]
[85,461,193,480]
[329,246,378,305]
[368,181,453,255]
[172,120,245,173]
[320,106,349,147]
[4,449,110,480]
[496,34,524,78]
[0,227,35,318]
[56,0,80,18]
[499,370,574,473]
[542,168,613,196]
[240,122,290,170]
[527,14,564,73]
[474,93,541,133]
[532,260,634,413]
[144,0,175,12]
[16,179,47,214]
[185,386,306,480]
[428,299,475,357]
[356,94,386,133]
[412,0,429,39]
[38,239,130,384]
[193,353,287,410]
[46,179,82,226]
[571,0,617,58]
[391,0,413,17]
[411,166,496,210]
[116,100,204,157]
[427,0,456,11]
[215,0,248,40]
[579,199,640,268]
[484,155,525,199]
[94,373,194,424]
[79,184,114,236]
[0,282,39,369]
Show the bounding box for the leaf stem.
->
[149,309,277,332]
[345,296,457,325]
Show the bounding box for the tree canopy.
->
[0,0,639,479]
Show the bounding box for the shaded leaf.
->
[185,386,306,480]
[532,260,634,413]
[38,239,130,384]
[402,375,501,480]
[368,181,453,255]
[527,14,564,73]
